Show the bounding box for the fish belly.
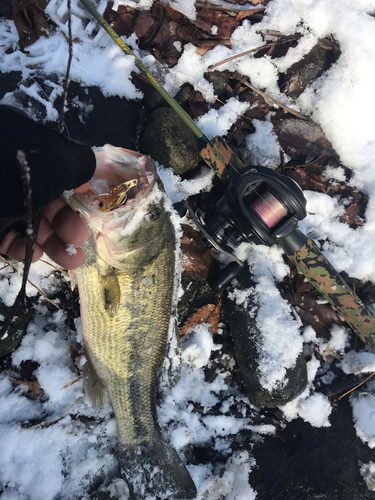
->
[75,243,196,499]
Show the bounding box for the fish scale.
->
[66,146,196,499]
[76,241,175,446]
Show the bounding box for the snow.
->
[341,351,375,375]
[66,243,78,255]
[2,0,375,496]
[360,461,375,491]
[244,118,281,167]
[181,325,221,369]
[196,97,250,136]
[351,383,375,449]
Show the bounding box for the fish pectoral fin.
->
[97,268,121,317]
[83,349,106,408]
[69,269,78,291]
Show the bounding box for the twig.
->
[61,377,82,389]
[194,1,265,15]
[338,372,375,400]
[0,152,44,338]
[208,42,276,71]
[233,72,309,121]
[27,397,83,429]
[286,154,325,170]
[208,35,300,71]
[196,85,225,105]
[39,259,69,277]
[0,256,60,309]
[58,0,73,134]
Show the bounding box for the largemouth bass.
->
[66,145,196,499]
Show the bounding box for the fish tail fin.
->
[119,432,196,500]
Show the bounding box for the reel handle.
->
[286,235,375,346]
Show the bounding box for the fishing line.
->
[250,191,288,228]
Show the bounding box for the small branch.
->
[233,72,309,121]
[286,154,325,170]
[208,42,276,71]
[194,1,265,15]
[0,256,60,310]
[58,0,73,134]
[0,151,44,338]
[27,397,83,429]
[208,34,300,71]
[338,372,375,400]
[40,259,69,277]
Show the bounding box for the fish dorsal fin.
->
[96,259,121,318]
[83,347,106,408]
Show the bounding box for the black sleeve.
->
[0,105,97,238]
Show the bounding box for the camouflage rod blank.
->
[287,238,375,346]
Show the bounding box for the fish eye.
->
[147,209,160,222]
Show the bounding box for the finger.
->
[0,231,43,263]
[42,233,86,269]
[73,181,91,193]
[0,230,19,256]
[35,215,54,248]
[44,199,88,246]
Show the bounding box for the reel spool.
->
[179,166,308,291]
[217,166,308,252]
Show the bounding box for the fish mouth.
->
[72,145,156,216]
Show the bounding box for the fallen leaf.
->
[195,8,240,39]
[281,44,333,98]
[273,118,337,158]
[291,293,342,338]
[110,6,133,36]
[133,11,157,42]
[13,0,50,50]
[227,115,255,146]
[180,303,221,336]
[294,273,315,294]
[339,203,361,225]
[181,237,212,281]
[236,7,267,21]
[286,167,326,193]
[10,379,44,398]
[188,91,208,119]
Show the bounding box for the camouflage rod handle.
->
[286,236,375,346]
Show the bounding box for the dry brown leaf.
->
[236,7,266,21]
[339,203,360,225]
[180,227,212,280]
[195,8,240,39]
[273,118,337,158]
[180,243,212,280]
[11,379,44,398]
[291,293,342,338]
[286,168,326,193]
[13,0,50,50]
[180,303,221,336]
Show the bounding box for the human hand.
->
[0,147,131,269]
[0,197,89,269]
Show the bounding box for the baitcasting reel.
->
[178,166,309,291]
[177,165,375,345]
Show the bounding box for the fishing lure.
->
[97,179,138,212]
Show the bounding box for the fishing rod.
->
[79,0,375,346]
